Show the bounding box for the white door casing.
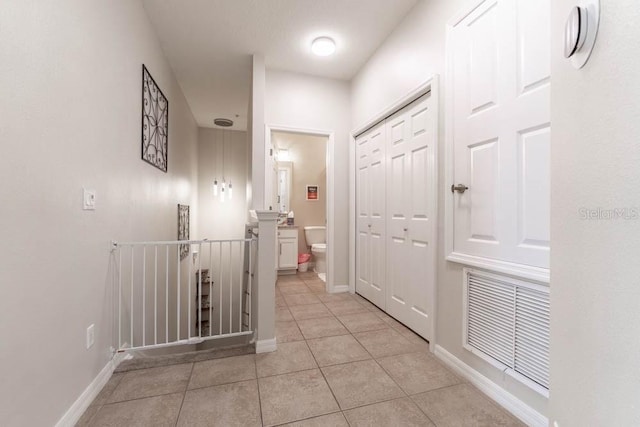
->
[447,0,550,275]
[385,95,435,339]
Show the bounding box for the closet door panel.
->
[356,131,372,301]
[385,95,435,340]
[367,125,386,308]
[386,110,408,322]
[355,123,386,309]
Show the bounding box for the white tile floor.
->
[77,272,524,426]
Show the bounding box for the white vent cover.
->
[463,268,550,393]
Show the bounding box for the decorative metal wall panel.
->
[142,65,168,172]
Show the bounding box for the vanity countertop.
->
[278,224,299,229]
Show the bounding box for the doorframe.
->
[265,124,338,293]
[348,76,439,349]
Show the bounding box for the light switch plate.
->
[86,324,95,349]
[83,188,96,210]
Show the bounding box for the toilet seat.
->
[311,243,326,253]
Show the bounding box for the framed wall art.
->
[178,204,189,260]
[306,185,318,201]
[141,64,168,172]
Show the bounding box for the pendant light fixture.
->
[221,130,226,203]
[212,124,234,202]
[212,129,219,197]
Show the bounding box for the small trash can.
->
[298,253,311,272]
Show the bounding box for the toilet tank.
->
[303,226,326,245]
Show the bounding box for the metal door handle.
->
[451,184,469,194]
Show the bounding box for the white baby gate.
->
[110,237,257,352]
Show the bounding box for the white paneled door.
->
[356,123,386,309]
[355,94,436,341]
[385,95,435,339]
[449,0,550,270]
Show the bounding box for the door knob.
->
[368,224,372,228]
[451,184,469,194]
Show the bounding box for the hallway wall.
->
[550,1,640,425]
[0,1,199,425]
[349,0,547,418]
[265,70,351,287]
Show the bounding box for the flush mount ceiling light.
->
[213,118,233,127]
[311,37,336,57]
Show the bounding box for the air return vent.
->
[463,268,550,394]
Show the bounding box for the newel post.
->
[254,210,278,353]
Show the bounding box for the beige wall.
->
[0,1,199,425]
[273,132,327,253]
[350,0,547,417]
[549,1,640,425]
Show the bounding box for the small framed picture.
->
[306,185,319,201]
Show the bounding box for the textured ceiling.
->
[142,0,418,130]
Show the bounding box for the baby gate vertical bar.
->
[130,247,134,347]
[238,242,242,332]
[118,248,122,349]
[165,245,169,343]
[248,239,252,331]
[177,247,181,341]
[142,245,146,347]
[154,245,158,345]
[188,245,192,339]
[198,242,202,338]
[229,242,232,333]
[219,243,222,336]
[209,241,213,337]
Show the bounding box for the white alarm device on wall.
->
[564,0,600,69]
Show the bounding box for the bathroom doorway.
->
[266,126,335,292]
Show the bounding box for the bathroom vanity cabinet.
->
[277,227,298,273]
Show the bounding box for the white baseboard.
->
[434,345,547,427]
[55,358,114,427]
[331,284,349,293]
[256,338,277,353]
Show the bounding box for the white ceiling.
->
[142,0,418,130]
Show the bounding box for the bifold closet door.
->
[385,95,435,340]
[355,123,386,309]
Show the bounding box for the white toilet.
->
[303,226,326,280]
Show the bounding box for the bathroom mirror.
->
[277,161,292,213]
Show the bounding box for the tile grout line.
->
[82,372,126,426]
[173,362,195,427]
[302,329,346,418]
[275,275,421,424]
[277,274,434,422]
[253,356,265,427]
